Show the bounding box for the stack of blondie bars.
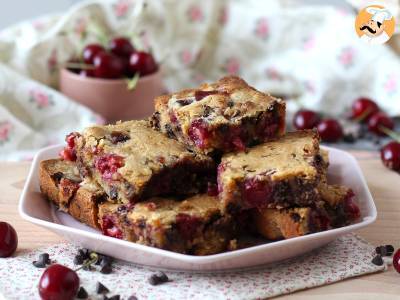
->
[39,76,360,255]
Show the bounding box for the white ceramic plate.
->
[19,145,377,271]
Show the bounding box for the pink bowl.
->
[59,68,165,123]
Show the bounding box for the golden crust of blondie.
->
[220,130,321,183]
[155,76,285,132]
[75,120,214,202]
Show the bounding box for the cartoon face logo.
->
[355,6,395,45]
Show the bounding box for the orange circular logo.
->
[355,5,395,45]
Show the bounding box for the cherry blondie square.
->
[98,194,237,255]
[218,130,326,211]
[152,76,285,155]
[68,120,216,204]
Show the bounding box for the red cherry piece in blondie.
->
[176,213,201,240]
[102,216,123,239]
[188,119,210,149]
[242,178,271,208]
[95,154,125,180]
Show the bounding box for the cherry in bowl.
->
[82,44,105,65]
[0,221,18,257]
[129,51,158,76]
[93,52,125,79]
[109,37,135,58]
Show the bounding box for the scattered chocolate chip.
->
[96,281,110,294]
[107,295,120,300]
[376,246,387,256]
[100,263,113,274]
[74,255,84,265]
[128,296,138,300]
[343,134,355,143]
[148,271,169,285]
[386,245,395,255]
[371,254,384,266]
[76,286,88,299]
[32,260,46,268]
[78,248,90,260]
[83,264,94,271]
[110,131,130,144]
[100,255,113,266]
[40,253,51,264]
[155,271,168,282]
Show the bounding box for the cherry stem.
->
[378,126,400,142]
[354,107,372,123]
[64,62,95,70]
[74,253,98,272]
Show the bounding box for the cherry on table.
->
[293,110,321,130]
[129,51,158,76]
[393,248,400,273]
[0,221,18,257]
[368,112,394,136]
[38,264,79,300]
[82,44,105,64]
[381,141,400,173]
[351,97,379,121]
[317,119,343,142]
[93,52,125,79]
[109,37,135,58]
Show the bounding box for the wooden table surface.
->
[1,151,400,299]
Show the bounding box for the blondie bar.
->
[218,130,325,211]
[98,194,236,255]
[152,76,285,154]
[39,159,105,228]
[68,120,215,204]
[253,183,360,240]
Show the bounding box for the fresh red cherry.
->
[38,264,79,300]
[93,52,124,79]
[0,222,18,257]
[79,69,95,78]
[368,112,394,136]
[129,51,158,76]
[351,97,379,121]
[293,110,321,130]
[381,141,400,173]
[393,249,400,273]
[82,44,105,64]
[317,119,343,142]
[109,37,135,58]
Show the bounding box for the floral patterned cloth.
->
[0,0,399,160]
[0,234,384,299]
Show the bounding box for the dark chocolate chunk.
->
[76,286,88,299]
[376,246,387,256]
[32,260,46,268]
[128,296,138,300]
[148,271,169,285]
[371,254,384,266]
[96,281,110,294]
[290,213,301,222]
[51,172,64,183]
[100,263,112,274]
[176,99,193,106]
[39,253,51,265]
[107,296,120,300]
[73,255,84,265]
[110,131,130,144]
[386,245,395,255]
[155,271,168,282]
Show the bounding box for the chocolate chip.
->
[371,254,384,266]
[107,295,120,300]
[39,253,51,264]
[343,134,355,143]
[100,255,113,266]
[73,255,84,265]
[202,105,213,117]
[110,131,130,144]
[100,263,112,274]
[164,124,175,139]
[78,248,90,260]
[83,264,94,271]
[386,245,395,255]
[128,296,138,300]
[32,260,46,268]
[290,213,301,222]
[110,186,118,200]
[76,286,88,299]
[96,281,110,294]
[227,100,234,107]
[155,271,168,282]
[376,246,387,256]
[148,271,169,285]
[51,172,64,183]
